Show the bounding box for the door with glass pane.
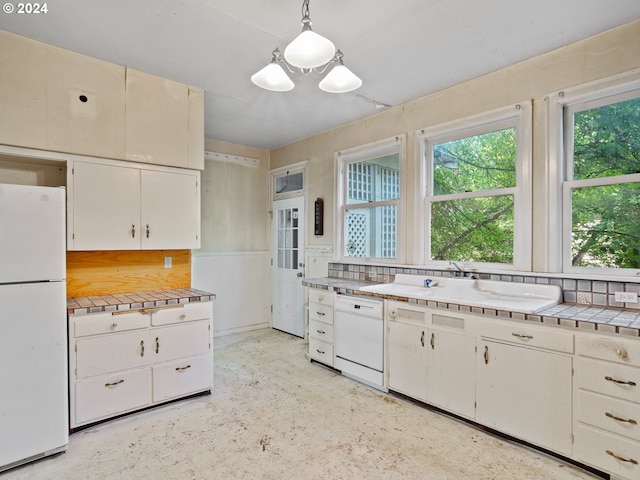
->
[271,197,305,337]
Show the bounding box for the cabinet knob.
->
[616,349,629,359]
[110,322,118,330]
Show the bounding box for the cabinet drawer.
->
[309,289,334,306]
[578,335,640,367]
[74,310,149,337]
[151,302,211,326]
[76,330,149,379]
[479,320,574,354]
[309,302,334,325]
[578,390,640,441]
[75,368,151,426]
[578,357,640,403]
[309,319,334,342]
[309,338,333,366]
[152,354,212,402]
[575,424,640,480]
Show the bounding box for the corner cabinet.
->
[67,159,200,250]
[69,301,213,430]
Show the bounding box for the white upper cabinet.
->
[125,69,189,167]
[71,161,140,251]
[0,31,47,149]
[0,32,205,170]
[45,47,126,159]
[140,169,199,250]
[69,160,200,251]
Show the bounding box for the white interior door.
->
[271,196,305,337]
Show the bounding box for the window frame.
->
[547,70,640,276]
[417,102,532,270]
[335,135,406,264]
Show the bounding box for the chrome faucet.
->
[449,261,464,277]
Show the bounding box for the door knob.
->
[297,272,303,277]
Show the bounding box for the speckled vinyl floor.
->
[3,328,602,480]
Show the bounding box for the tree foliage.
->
[571,97,640,268]
[430,128,516,263]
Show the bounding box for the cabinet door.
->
[388,321,428,402]
[71,161,140,250]
[0,31,47,149]
[45,47,126,159]
[75,330,149,379]
[152,320,210,364]
[426,329,476,419]
[187,86,205,170]
[476,340,573,456]
[126,69,189,167]
[140,169,199,249]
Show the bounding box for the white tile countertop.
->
[303,277,640,336]
[67,288,215,316]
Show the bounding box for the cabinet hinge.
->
[72,167,74,175]
[270,305,273,313]
[74,344,77,352]
[270,258,273,266]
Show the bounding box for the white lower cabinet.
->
[476,337,573,456]
[308,288,335,366]
[69,302,213,430]
[386,302,475,419]
[574,334,640,479]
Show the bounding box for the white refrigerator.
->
[0,183,68,472]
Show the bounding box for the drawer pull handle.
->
[175,365,191,372]
[316,349,325,354]
[155,337,159,354]
[110,322,118,330]
[605,450,638,465]
[131,224,136,238]
[420,331,425,347]
[484,345,489,365]
[430,332,435,350]
[140,340,145,357]
[146,224,150,238]
[512,332,533,340]
[317,312,325,316]
[605,376,637,387]
[105,379,124,387]
[617,349,629,359]
[316,329,326,335]
[606,412,638,425]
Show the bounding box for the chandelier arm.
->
[315,59,336,75]
[278,58,300,74]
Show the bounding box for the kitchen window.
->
[336,136,406,263]
[418,103,532,270]
[552,76,640,275]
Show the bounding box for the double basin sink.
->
[359,274,562,314]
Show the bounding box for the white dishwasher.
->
[334,295,386,391]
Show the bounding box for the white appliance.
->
[0,184,68,472]
[334,295,385,391]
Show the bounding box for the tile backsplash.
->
[328,262,640,310]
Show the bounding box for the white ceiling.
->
[1,1,639,150]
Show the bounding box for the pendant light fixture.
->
[251,0,361,93]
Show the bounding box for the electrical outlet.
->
[164,256,172,269]
[577,292,592,305]
[614,291,638,303]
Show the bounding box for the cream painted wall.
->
[199,138,270,252]
[193,139,272,335]
[269,19,640,272]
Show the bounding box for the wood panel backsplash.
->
[66,250,191,298]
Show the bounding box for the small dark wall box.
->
[314,198,324,236]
